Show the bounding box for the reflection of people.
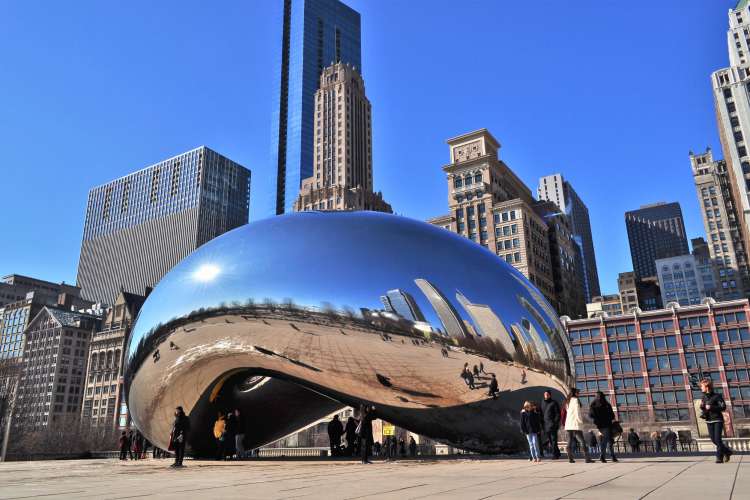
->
[520,369,527,384]
[700,378,732,463]
[488,374,499,398]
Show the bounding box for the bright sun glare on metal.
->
[193,263,221,282]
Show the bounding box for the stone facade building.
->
[13,307,99,429]
[428,129,588,316]
[690,148,748,299]
[709,2,750,282]
[81,291,145,430]
[294,63,391,213]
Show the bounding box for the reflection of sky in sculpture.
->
[127,212,571,373]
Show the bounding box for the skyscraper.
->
[624,202,689,279]
[293,62,391,212]
[427,129,557,306]
[711,2,750,279]
[414,279,468,338]
[272,0,362,215]
[689,148,748,299]
[537,173,600,302]
[380,289,425,322]
[76,146,250,304]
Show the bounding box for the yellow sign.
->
[382,424,395,436]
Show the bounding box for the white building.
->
[655,255,709,307]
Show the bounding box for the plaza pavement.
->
[0,455,746,499]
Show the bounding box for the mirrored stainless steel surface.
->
[124,212,575,454]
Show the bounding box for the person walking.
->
[345,415,358,456]
[132,431,143,460]
[213,412,226,460]
[327,414,344,457]
[700,378,732,463]
[409,436,418,457]
[170,406,190,467]
[357,405,375,464]
[520,401,542,462]
[488,374,499,399]
[479,362,485,374]
[473,365,480,378]
[564,388,593,463]
[233,409,246,459]
[589,391,618,463]
[665,428,678,452]
[587,430,598,456]
[650,431,662,453]
[541,390,561,459]
[118,431,130,460]
[627,428,641,453]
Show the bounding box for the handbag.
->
[167,434,175,451]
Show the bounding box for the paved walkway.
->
[0,455,746,499]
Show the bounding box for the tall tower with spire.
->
[293,62,391,212]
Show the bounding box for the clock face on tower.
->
[453,140,482,163]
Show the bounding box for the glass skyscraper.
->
[271,0,362,214]
[76,146,251,304]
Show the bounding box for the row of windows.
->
[651,390,688,404]
[571,343,604,357]
[722,347,750,365]
[569,328,602,341]
[611,357,642,374]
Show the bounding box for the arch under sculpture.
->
[124,212,574,455]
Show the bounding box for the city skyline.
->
[0,0,738,295]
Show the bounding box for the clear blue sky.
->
[0,0,735,295]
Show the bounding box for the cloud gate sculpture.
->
[124,212,575,455]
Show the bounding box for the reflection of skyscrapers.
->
[521,318,552,360]
[414,279,468,338]
[380,289,425,322]
[455,291,516,356]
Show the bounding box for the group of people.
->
[212,409,249,460]
[460,363,499,398]
[327,405,376,463]
[118,429,150,460]
[520,378,733,465]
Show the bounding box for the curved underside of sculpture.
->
[125,212,575,455]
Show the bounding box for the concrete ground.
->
[0,455,746,499]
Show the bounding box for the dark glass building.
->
[271,0,362,215]
[76,146,250,304]
[625,202,689,279]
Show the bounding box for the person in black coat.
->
[589,391,618,462]
[224,411,237,459]
[345,416,358,456]
[170,406,191,467]
[540,390,561,459]
[357,404,375,464]
[327,415,344,457]
[627,428,641,453]
[488,374,499,399]
[700,378,732,463]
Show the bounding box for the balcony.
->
[451,182,490,200]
